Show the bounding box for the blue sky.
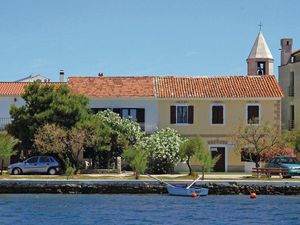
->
[1,0,300,81]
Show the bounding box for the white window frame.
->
[210,104,225,126]
[246,104,261,125]
[175,104,189,125]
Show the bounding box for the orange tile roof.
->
[68,76,155,97]
[156,75,283,98]
[0,82,65,95]
[0,76,283,99]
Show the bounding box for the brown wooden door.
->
[211,147,225,172]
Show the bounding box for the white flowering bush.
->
[96,110,144,145]
[142,128,184,174]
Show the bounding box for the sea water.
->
[0,194,299,225]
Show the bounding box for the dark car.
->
[265,156,300,177]
[8,156,60,175]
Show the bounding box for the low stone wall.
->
[201,183,300,195]
[0,182,299,195]
[80,169,120,174]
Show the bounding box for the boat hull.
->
[166,185,209,196]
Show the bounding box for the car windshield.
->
[281,157,297,164]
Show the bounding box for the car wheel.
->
[48,168,57,175]
[12,168,21,175]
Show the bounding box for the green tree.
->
[95,110,144,168]
[0,133,18,174]
[196,149,220,180]
[293,130,300,153]
[76,116,111,168]
[7,83,89,152]
[34,123,67,166]
[143,128,184,174]
[34,122,103,173]
[231,122,293,169]
[179,137,205,175]
[123,145,148,179]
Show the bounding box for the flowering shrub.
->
[96,110,144,145]
[261,147,295,162]
[142,128,184,174]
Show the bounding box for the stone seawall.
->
[0,181,300,195]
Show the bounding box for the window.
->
[211,104,224,125]
[26,156,38,163]
[91,108,110,114]
[247,105,260,124]
[90,108,143,123]
[241,148,257,162]
[289,105,295,130]
[170,105,194,124]
[257,62,266,75]
[121,109,137,121]
[289,71,295,96]
[177,106,188,123]
[39,156,50,163]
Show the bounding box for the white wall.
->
[0,96,159,133]
[0,96,25,129]
[89,98,158,133]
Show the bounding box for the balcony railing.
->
[289,120,295,130]
[288,86,294,97]
[0,117,12,130]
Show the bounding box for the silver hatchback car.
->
[8,156,60,175]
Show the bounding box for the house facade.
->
[279,38,300,131]
[68,76,159,134]
[155,76,282,172]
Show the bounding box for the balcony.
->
[0,117,13,130]
[288,86,294,97]
[289,120,295,130]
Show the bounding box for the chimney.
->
[59,70,65,82]
[281,38,293,66]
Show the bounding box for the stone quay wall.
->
[0,181,299,195]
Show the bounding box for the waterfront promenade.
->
[0,172,299,195]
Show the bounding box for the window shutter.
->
[113,108,121,115]
[136,108,145,123]
[188,105,194,124]
[219,106,223,124]
[170,106,176,124]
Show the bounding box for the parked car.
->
[8,156,60,175]
[265,156,300,177]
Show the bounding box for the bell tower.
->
[247,32,274,75]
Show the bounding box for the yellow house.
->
[155,75,282,172]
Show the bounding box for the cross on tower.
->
[259,22,263,31]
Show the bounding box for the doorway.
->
[210,146,226,172]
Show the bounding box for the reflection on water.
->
[0,194,299,225]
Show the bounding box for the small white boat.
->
[166,185,209,197]
[148,174,209,197]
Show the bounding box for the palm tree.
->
[0,133,18,175]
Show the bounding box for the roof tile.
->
[0,82,64,96]
[68,76,155,97]
[156,75,283,98]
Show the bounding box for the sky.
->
[1,0,300,82]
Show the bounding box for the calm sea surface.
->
[0,194,299,225]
